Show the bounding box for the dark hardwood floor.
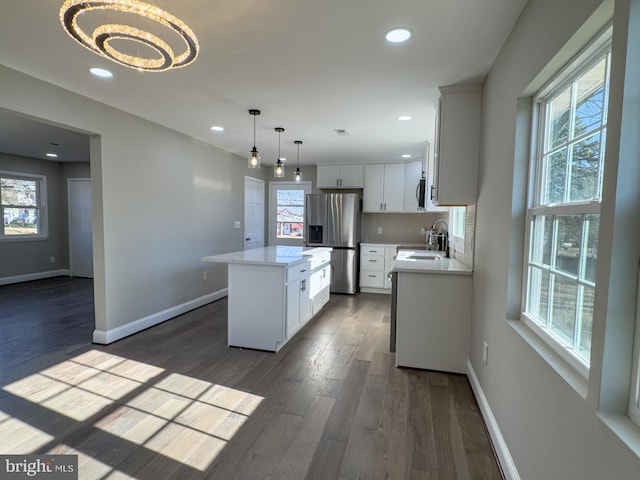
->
[0,277,502,479]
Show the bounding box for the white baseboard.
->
[0,269,71,286]
[467,360,521,480]
[92,288,228,345]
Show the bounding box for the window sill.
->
[507,318,589,399]
[598,413,640,459]
[0,235,49,242]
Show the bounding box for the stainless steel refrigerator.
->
[305,193,360,294]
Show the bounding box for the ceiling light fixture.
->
[60,0,199,72]
[248,109,261,169]
[385,28,412,44]
[294,140,303,183]
[210,126,224,132]
[398,115,413,121]
[274,128,285,178]
[89,67,113,78]
[402,154,412,158]
[46,153,58,158]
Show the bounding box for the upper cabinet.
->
[363,164,404,212]
[317,164,364,188]
[432,84,482,206]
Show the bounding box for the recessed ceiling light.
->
[402,154,412,158]
[46,153,58,158]
[89,67,113,78]
[210,126,224,132]
[398,115,413,121]
[385,28,412,44]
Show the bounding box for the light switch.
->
[233,221,241,229]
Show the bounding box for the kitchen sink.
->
[405,253,442,260]
[396,249,443,261]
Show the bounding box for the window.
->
[522,36,611,372]
[1,172,47,239]
[269,182,311,246]
[450,207,466,253]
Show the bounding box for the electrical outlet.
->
[202,270,208,280]
[49,256,55,264]
[482,342,489,364]
[377,226,383,234]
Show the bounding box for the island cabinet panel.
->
[228,264,286,351]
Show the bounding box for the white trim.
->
[521,312,590,378]
[0,269,71,286]
[92,288,228,344]
[467,360,521,480]
[268,180,311,246]
[0,170,49,240]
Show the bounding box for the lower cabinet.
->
[286,274,312,339]
[360,243,398,293]
[286,254,331,340]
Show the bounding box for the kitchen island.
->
[391,249,473,373]
[202,246,332,352]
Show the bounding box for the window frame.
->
[0,170,48,241]
[449,206,466,254]
[521,33,612,378]
[268,181,311,246]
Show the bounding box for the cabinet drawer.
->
[360,270,385,288]
[361,246,384,255]
[360,254,384,271]
[287,261,311,283]
[309,251,331,270]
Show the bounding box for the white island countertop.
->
[202,246,332,267]
[392,249,472,275]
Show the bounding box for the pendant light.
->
[274,127,285,178]
[294,140,303,182]
[248,109,261,169]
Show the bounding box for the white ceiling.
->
[0,0,527,165]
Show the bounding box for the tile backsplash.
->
[362,212,448,244]
[362,208,475,269]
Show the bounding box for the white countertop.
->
[391,249,472,275]
[202,246,332,267]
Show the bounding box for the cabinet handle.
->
[301,279,306,291]
[369,259,377,262]
[300,269,307,273]
[430,185,436,200]
[368,274,377,278]
[337,179,340,187]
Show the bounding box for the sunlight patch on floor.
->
[95,372,264,471]
[3,350,264,474]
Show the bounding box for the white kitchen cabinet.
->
[363,164,404,212]
[202,246,332,352]
[310,263,331,314]
[317,164,364,188]
[360,243,398,293]
[286,269,312,340]
[432,84,481,206]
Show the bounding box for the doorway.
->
[244,176,265,250]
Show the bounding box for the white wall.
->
[473,0,640,477]
[0,64,267,342]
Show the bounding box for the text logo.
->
[0,455,77,479]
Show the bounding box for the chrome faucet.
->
[428,218,450,257]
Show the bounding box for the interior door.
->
[68,178,93,278]
[244,176,265,250]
